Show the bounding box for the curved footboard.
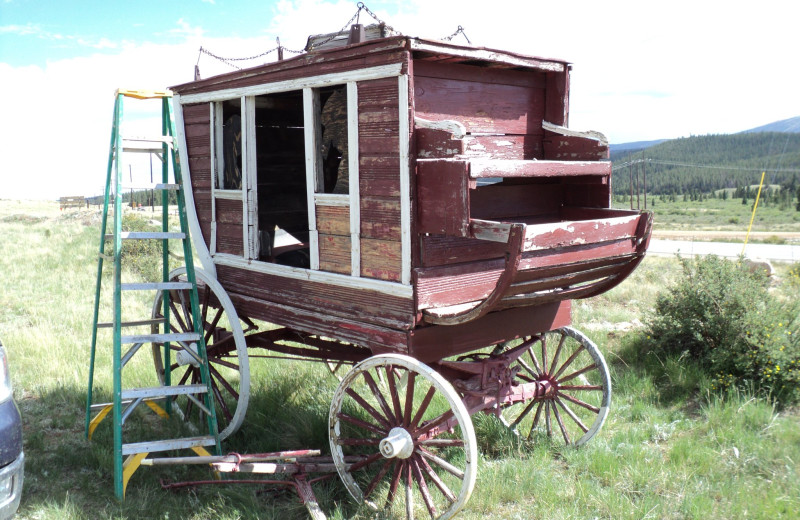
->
[421,208,653,325]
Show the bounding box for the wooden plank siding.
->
[215,264,414,331]
[317,205,351,274]
[182,102,213,250]
[412,60,547,161]
[358,77,403,282]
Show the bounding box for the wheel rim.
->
[329,354,477,520]
[151,267,250,440]
[499,327,611,446]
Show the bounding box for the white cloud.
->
[1,0,798,200]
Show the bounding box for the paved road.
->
[648,239,800,262]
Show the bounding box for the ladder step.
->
[121,281,192,291]
[121,332,200,344]
[122,435,216,456]
[97,318,166,328]
[105,232,185,240]
[121,384,208,400]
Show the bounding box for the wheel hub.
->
[379,427,414,459]
[175,342,200,367]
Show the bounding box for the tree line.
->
[611,132,800,210]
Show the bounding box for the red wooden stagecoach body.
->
[171,35,651,361]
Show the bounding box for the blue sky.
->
[1,0,798,199]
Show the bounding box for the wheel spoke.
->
[405,462,414,520]
[385,460,403,510]
[509,397,539,430]
[345,451,383,473]
[418,447,464,479]
[337,412,387,436]
[526,343,543,374]
[403,372,417,427]
[386,366,404,422]
[209,376,233,422]
[545,401,553,437]
[418,438,464,447]
[557,391,600,413]
[168,299,189,333]
[416,452,457,504]
[410,386,437,430]
[345,387,392,429]
[558,363,597,384]
[555,397,589,433]
[363,371,396,424]
[527,400,544,438]
[411,456,437,518]
[558,384,602,391]
[364,459,395,500]
[208,364,239,401]
[551,398,571,444]
[541,333,549,374]
[415,410,455,440]
[553,344,586,379]
[204,307,224,344]
[550,333,567,376]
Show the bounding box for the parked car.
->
[0,339,23,519]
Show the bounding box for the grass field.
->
[1,199,799,519]
[614,195,800,240]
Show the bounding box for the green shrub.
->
[789,262,800,288]
[646,255,800,404]
[105,212,167,281]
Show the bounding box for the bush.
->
[646,255,800,404]
[105,212,168,281]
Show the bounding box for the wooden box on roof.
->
[170,34,651,359]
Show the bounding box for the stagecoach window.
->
[317,85,349,194]
[253,90,310,268]
[215,99,242,190]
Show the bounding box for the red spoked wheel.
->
[498,327,611,446]
[329,354,477,520]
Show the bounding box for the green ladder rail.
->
[85,88,221,499]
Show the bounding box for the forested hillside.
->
[611,133,800,201]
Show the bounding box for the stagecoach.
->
[160,27,651,518]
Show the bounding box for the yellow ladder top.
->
[115,88,173,99]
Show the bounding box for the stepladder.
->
[85,88,221,499]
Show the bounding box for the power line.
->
[612,158,800,173]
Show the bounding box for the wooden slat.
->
[318,234,351,274]
[504,262,631,297]
[227,292,409,353]
[215,198,243,224]
[463,134,544,161]
[413,75,545,135]
[360,197,401,241]
[522,213,640,251]
[216,223,244,255]
[361,238,402,282]
[469,160,611,178]
[360,157,400,197]
[216,264,414,330]
[409,301,571,363]
[413,60,547,89]
[416,160,470,236]
[316,205,350,236]
[419,234,506,267]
